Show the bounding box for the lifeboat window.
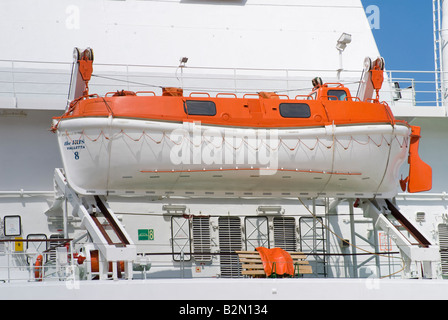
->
[279,103,311,118]
[308,92,317,100]
[185,100,217,116]
[327,90,347,101]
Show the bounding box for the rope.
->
[51,95,113,132]
[297,198,406,279]
[274,80,362,94]
[91,74,164,89]
[63,129,409,152]
[319,122,336,195]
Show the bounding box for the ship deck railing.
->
[0,59,444,117]
[0,239,407,283]
[0,238,75,283]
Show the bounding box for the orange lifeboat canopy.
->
[311,83,353,101]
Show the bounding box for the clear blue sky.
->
[361,0,435,71]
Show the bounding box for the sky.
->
[360,0,435,71]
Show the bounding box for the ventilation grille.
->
[416,212,426,222]
[192,216,212,262]
[218,217,242,278]
[273,217,296,252]
[439,224,448,276]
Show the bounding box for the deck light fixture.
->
[336,33,352,80]
[257,206,283,214]
[179,57,189,67]
[162,205,187,214]
[336,33,352,52]
[177,57,189,89]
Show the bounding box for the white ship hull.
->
[56,117,410,198]
[2,278,448,301]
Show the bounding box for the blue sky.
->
[361,0,435,71]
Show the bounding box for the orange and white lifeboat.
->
[51,51,431,199]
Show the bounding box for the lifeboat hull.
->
[54,117,409,198]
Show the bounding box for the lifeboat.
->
[51,49,432,198]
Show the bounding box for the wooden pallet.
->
[236,250,312,278]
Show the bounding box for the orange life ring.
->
[34,254,43,281]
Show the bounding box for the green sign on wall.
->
[138,229,154,241]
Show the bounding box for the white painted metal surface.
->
[0,0,378,69]
[2,278,448,300]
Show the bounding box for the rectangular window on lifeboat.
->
[327,90,347,101]
[185,100,217,116]
[279,103,311,118]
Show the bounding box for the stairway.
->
[361,198,439,278]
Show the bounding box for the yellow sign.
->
[14,237,23,252]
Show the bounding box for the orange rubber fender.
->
[256,247,294,277]
[34,254,43,281]
[403,126,432,193]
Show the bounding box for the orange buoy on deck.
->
[34,254,43,281]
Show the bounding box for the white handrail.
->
[0,59,444,110]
